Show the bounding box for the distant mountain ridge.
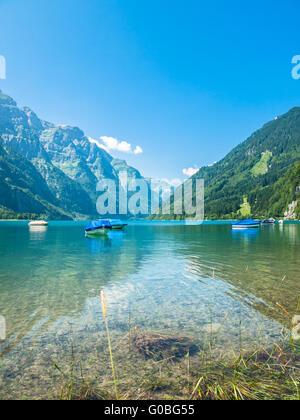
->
[0,90,143,219]
[2,90,299,221]
[153,107,300,220]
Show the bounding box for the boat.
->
[279,220,284,224]
[85,220,112,237]
[28,220,48,226]
[108,219,128,230]
[262,218,276,224]
[232,219,261,229]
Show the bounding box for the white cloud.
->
[182,167,199,177]
[89,136,143,155]
[133,145,143,155]
[101,136,131,153]
[88,137,109,152]
[90,136,143,155]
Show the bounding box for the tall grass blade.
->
[101,291,119,400]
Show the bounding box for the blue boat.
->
[85,220,112,237]
[108,219,128,230]
[232,219,261,229]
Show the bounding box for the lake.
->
[0,221,299,399]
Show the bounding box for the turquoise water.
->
[0,221,299,398]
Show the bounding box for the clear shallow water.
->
[0,221,299,398]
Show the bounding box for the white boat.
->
[279,220,284,224]
[28,220,48,226]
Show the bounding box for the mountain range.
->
[0,90,144,220]
[1,90,300,220]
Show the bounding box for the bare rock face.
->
[284,201,297,220]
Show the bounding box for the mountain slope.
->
[155,107,300,220]
[0,90,145,219]
[248,160,300,219]
[0,140,72,219]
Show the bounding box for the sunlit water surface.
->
[0,221,299,398]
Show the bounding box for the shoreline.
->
[0,219,300,224]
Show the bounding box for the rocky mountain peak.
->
[0,90,17,107]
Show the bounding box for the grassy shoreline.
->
[0,305,299,400]
[54,331,300,401]
[50,296,299,401]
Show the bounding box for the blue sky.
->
[0,0,300,181]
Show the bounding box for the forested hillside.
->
[248,161,300,219]
[154,107,300,220]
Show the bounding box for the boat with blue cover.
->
[108,219,128,230]
[85,220,112,237]
[232,219,261,229]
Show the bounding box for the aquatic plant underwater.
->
[53,295,299,401]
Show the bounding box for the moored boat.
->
[28,220,48,226]
[262,218,276,224]
[232,219,261,229]
[108,219,128,230]
[85,220,112,237]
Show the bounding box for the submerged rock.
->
[131,332,199,360]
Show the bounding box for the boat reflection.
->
[85,236,112,253]
[231,227,260,242]
[85,231,127,254]
[29,225,48,240]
